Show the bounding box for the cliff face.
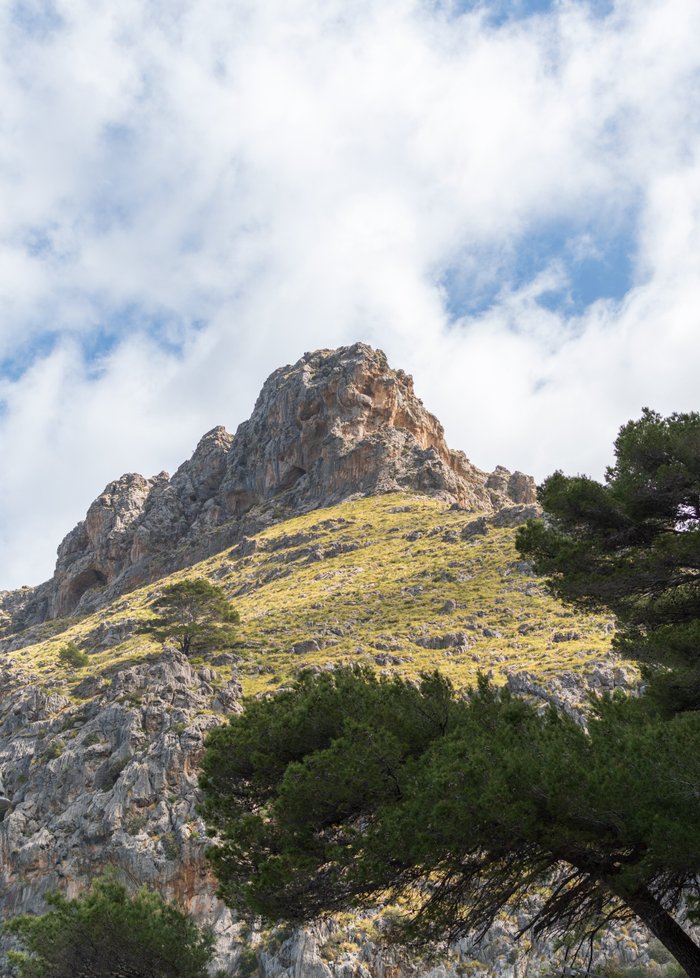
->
[2,344,535,629]
[224,344,497,510]
[0,650,243,974]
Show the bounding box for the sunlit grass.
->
[6,492,615,700]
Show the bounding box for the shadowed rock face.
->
[3,343,536,626]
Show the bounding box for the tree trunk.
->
[623,886,700,978]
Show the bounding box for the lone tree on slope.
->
[145,578,239,656]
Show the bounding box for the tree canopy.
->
[144,578,239,656]
[5,874,218,978]
[200,409,700,977]
[57,641,89,670]
[516,408,700,713]
[200,668,700,976]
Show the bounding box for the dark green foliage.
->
[5,874,218,978]
[516,409,700,712]
[144,578,240,655]
[200,668,700,973]
[200,666,459,919]
[57,642,89,670]
[200,411,700,976]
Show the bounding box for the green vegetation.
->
[6,493,613,699]
[57,642,89,670]
[143,578,240,656]
[6,411,700,973]
[42,740,64,760]
[5,874,219,978]
[200,667,700,975]
[201,412,700,978]
[517,408,700,715]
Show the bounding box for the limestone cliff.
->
[2,344,535,630]
[0,650,242,973]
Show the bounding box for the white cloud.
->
[1,0,700,589]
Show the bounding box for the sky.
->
[1,0,700,591]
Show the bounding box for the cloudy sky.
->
[1,0,699,590]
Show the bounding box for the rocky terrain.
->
[0,639,651,978]
[1,343,534,632]
[0,649,241,971]
[0,344,659,977]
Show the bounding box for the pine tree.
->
[200,668,700,976]
[200,409,700,976]
[6,874,219,978]
[516,408,700,713]
[144,578,239,656]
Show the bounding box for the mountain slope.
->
[4,493,621,699]
[0,492,634,976]
[0,344,649,977]
[1,343,534,633]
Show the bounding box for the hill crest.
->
[2,343,534,632]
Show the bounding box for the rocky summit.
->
[2,343,534,631]
[0,345,653,978]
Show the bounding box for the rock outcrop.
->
[2,344,536,629]
[0,650,243,973]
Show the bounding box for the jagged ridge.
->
[2,344,534,631]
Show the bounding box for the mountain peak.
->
[3,344,535,628]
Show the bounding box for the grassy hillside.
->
[6,492,617,699]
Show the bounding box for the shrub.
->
[57,642,89,670]
[5,873,217,978]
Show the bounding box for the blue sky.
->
[439,210,637,319]
[1,0,700,589]
[447,0,615,26]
